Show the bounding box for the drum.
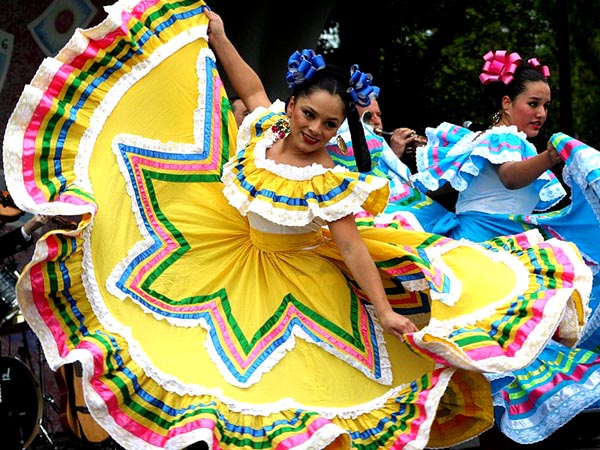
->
[0,266,20,327]
[0,356,42,449]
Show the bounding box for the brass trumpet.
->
[406,133,428,151]
[361,111,426,151]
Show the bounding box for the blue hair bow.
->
[347,65,380,107]
[286,49,326,88]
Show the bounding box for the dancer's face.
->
[502,80,551,138]
[287,91,344,152]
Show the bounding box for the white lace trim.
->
[222,177,387,227]
[251,126,348,180]
[495,364,600,444]
[236,100,285,151]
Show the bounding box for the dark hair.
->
[288,67,371,172]
[483,61,549,113]
[290,67,351,113]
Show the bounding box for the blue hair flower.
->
[347,65,380,107]
[286,49,326,88]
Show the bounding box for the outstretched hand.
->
[377,309,419,343]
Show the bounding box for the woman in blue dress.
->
[407,50,600,445]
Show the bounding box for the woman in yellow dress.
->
[3,2,592,449]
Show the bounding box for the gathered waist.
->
[249,227,324,252]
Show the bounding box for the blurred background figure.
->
[358,97,426,161]
[229,95,250,127]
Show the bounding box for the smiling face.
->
[502,80,551,138]
[286,90,345,152]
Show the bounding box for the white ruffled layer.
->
[223,101,390,227]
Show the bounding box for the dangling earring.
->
[336,135,347,155]
[491,110,502,125]
[271,117,290,139]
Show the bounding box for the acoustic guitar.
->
[0,191,25,223]
[55,362,110,443]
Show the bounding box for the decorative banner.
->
[0,29,14,95]
[27,0,96,56]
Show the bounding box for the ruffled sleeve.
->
[412,122,566,211]
[236,100,288,152]
[222,103,390,227]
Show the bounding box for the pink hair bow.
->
[479,50,522,85]
[527,57,551,78]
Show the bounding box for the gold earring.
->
[336,135,347,155]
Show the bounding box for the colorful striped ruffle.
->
[493,339,600,443]
[223,102,391,226]
[551,132,600,222]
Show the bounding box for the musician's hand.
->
[22,214,50,236]
[390,128,418,158]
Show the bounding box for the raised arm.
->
[328,215,419,341]
[497,145,562,190]
[206,10,270,112]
